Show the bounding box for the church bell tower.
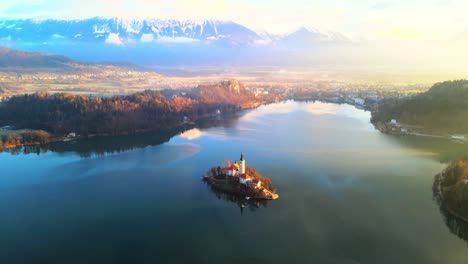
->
[240,152,246,174]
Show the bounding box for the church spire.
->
[240,152,246,174]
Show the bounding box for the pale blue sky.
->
[0,0,467,39]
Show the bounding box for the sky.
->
[0,0,468,41]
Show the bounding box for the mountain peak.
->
[0,17,260,45]
[295,26,319,34]
[283,26,351,44]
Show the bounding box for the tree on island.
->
[246,166,274,191]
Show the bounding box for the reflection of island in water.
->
[202,153,278,214]
[205,181,270,215]
[437,203,468,244]
[0,113,244,157]
[382,133,468,244]
[433,158,468,244]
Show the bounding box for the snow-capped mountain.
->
[0,17,261,46]
[0,17,349,46]
[0,17,351,66]
[279,26,350,47]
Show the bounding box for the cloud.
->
[178,128,203,140]
[2,1,48,17]
[375,26,423,40]
[253,39,273,46]
[51,33,64,39]
[370,1,396,10]
[105,33,123,45]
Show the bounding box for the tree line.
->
[371,80,468,134]
[0,89,242,136]
[0,130,50,149]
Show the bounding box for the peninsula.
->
[371,80,468,139]
[203,153,279,200]
[0,79,269,150]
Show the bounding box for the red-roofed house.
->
[221,161,240,176]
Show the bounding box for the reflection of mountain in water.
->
[204,181,269,215]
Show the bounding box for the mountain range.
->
[0,17,362,67]
[0,17,348,47]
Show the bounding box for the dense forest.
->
[0,80,256,137]
[371,80,468,134]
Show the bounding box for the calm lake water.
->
[1,100,467,264]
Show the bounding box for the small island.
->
[203,152,279,200]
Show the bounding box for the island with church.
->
[203,152,279,200]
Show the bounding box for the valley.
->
[1,1,468,264]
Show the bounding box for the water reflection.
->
[0,128,181,157]
[203,181,269,214]
[433,171,468,244]
[2,100,468,263]
[433,187,468,244]
[0,113,243,157]
[387,135,468,163]
[439,206,468,244]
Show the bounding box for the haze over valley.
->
[1,1,468,264]
[1,16,467,79]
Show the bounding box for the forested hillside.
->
[371,80,468,134]
[0,47,74,68]
[0,80,257,137]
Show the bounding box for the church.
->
[221,152,262,188]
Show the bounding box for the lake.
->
[1,100,467,264]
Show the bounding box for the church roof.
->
[240,173,251,179]
[221,163,239,171]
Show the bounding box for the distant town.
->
[0,68,429,107]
